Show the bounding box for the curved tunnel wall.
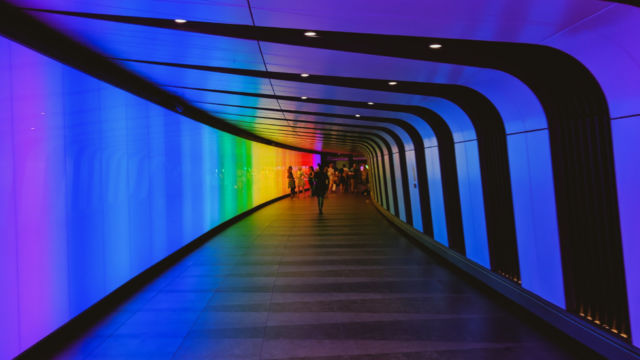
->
[2,1,640,357]
[0,36,319,359]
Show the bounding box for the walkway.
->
[56,193,600,359]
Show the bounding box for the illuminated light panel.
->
[388,81,397,85]
[174,19,187,24]
[0,36,319,359]
[355,114,361,117]
[304,31,317,37]
[429,43,443,49]
[300,73,310,77]
[367,102,374,105]
[301,96,308,99]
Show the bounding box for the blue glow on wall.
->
[454,141,490,268]
[425,147,447,245]
[507,131,565,308]
[0,36,317,359]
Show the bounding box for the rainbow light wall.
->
[0,36,319,359]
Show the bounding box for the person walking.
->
[327,163,335,195]
[340,165,347,193]
[307,166,315,196]
[314,166,330,214]
[287,166,296,198]
[296,166,306,197]
[349,164,358,192]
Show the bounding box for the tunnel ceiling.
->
[3,0,636,156]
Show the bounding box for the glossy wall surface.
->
[0,36,318,359]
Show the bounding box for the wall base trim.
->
[16,192,295,359]
[371,199,640,360]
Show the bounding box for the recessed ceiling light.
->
[429,43,442,49]
[367,102,374,105]
[301,96,308,99]
[174,19,187,24]
[301,73,310,77]
[388,81,397,86]
[304,31,317,37]
[355,114,361,117]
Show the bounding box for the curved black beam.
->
[204,101,429,231]
[183,87,464,252]
[603,0,640,7]
[217,112,398,214]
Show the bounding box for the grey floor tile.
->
[172,338,263,359]
[85,335,184,358]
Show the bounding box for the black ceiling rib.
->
[0,4,329,157]
[202,101,433,233]
[602,0,640,7]
[14,6,629,335]
[211,113,382,155]
[211,111,393,154]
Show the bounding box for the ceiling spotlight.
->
[301,96,308,99]
[301,73,310,77]
[429,43,442,49]
[367,102,374,105]
[355,114,361,117]
[174,19,187,24]
[388,81,397,86]
[304,31,317,37]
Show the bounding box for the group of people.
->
[287,164,330,214]
[287,162,370,214]
[328,163,369,194]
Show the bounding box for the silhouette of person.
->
[314,166,330,214]
[287,166,296,198]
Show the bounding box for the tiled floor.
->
[55,193,602,359]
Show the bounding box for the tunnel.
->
[1,1,639,359]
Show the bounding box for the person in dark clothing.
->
[349,163,358,192]
[314,166,330,214]
[287,166,296,198]
[308,166,315,196]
